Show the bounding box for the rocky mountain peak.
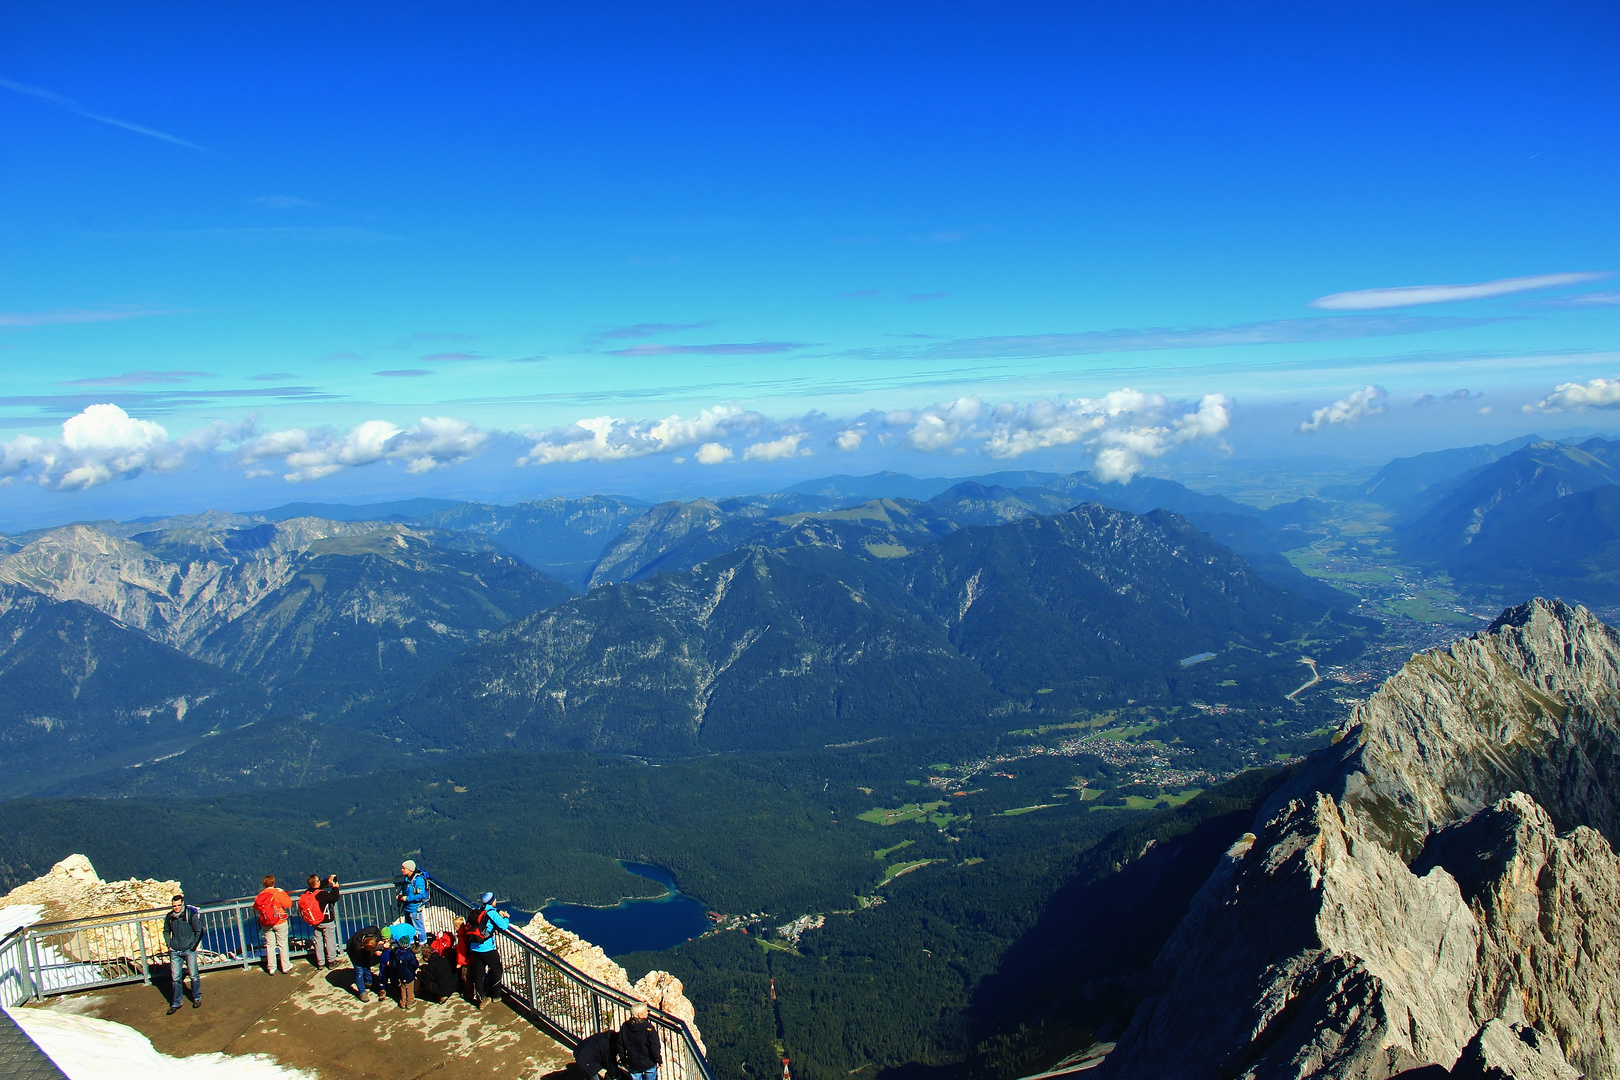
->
[1101,599,1620,1080]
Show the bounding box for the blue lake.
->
[539,862,712,957]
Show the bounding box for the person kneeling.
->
[419,932,459,1003]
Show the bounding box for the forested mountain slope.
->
[382,503,1359,757]
[0,583,265,796]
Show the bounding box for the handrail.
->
[424,878,715,1080]
[0,873,716,1080]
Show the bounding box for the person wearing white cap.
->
[465,890,511,1009]
[396,859,430,942]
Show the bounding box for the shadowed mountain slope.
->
[382,504,1357,757]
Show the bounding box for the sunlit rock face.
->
[520,911,706,1052]
[1102,600,1620,1080]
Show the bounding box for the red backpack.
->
[255,889,286,927]
[297,890,325,926]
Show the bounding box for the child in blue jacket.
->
[381,928,421,1008]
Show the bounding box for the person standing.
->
[299,874,342,968]
[464,891,510,1009]
[162,893,203,1015]
[385,929,420,1009]
[619,1003,663,1080]
[396,860,430,942]
[254,874,295,974]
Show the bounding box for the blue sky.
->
[2,2,1618,522]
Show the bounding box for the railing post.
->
[135,920,152,984]
[525,949,538,1009]
[235,905,250,970]
[593,990,604,1034]
[26,932,44,1001]
[18,933,37,1002]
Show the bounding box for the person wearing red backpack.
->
[299,874,342,969]
[254,874,295,974]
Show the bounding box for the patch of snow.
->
[0,903,45,937]
[6,1006,314,1080]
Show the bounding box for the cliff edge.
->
[1102,599,1620,1080]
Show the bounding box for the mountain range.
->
[1391,438,1620,604]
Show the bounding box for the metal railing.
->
[0,878,399,1006]
[0,874,714,1080]
[423,878,713,1080]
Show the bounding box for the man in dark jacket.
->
[162,893,204,1015]
[619,1003,663,1080]
[347,925,384,1002]
[575,1028,619,1080]
[299,874,342,969]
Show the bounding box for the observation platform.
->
[20,962,573,1080]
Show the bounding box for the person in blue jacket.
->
[396,860,430,942]
[465,891,510,1009]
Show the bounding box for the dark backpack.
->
[468,905,491,942]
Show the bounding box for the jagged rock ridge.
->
[1102,599,1620,1080]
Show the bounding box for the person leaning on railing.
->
[464,891,511,1010]
[162,893,203,1015]
[298,874,342,969]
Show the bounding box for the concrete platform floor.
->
[26,962,574,1080]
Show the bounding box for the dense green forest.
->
[621,769,1287,1080]
[1,728,1289,1080]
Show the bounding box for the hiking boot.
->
[192,999,201,1009]
[166,1006,180,1016]
[357,990,370,1002]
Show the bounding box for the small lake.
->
[539,862,712,957]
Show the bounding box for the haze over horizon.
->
[3,3,1618,526]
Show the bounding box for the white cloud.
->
[0,404,195,490]
[743,432,811,462]
[695,442,734,465]
[242,416,488,481]
[890,390,1231,482]
[520,405,765,465]
[1310,272,1606,310]
[887,397,987,452]
[1298,386,1389,432]
[519,391,1228,481]
[1523,377,1620,413]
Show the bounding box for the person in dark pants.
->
[619,1003,663,1080]
[347,925,384,1002]
[162,894,203,1015]
[575,1028,619,1080]
[464,891,510,1009]
[419,947,459,1003]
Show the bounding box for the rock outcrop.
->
[1102,599,1620,1080]
[520,912,705,1052]
[0,854,180,923]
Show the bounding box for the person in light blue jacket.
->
[465,891,510,1009]
[396,860,430,941]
